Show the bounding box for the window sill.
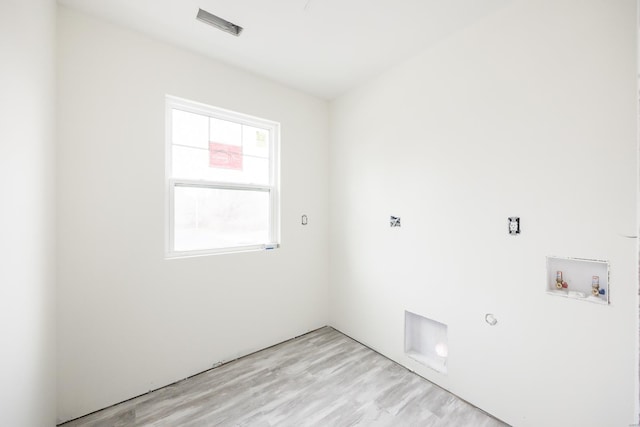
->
[165,243,280,260]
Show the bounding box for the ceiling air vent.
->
[196,8,243,37]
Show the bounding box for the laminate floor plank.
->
[61,327,508,427]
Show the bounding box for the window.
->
[166,96,280,257]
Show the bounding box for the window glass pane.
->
[210,117,241,147]
[241,156,270,185]
[172,109,208,149]
[172,145,206,180]
[174,186,269,252]
[242,125,270,159]
[172,146,269,185]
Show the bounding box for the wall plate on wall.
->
[508,217,520,235]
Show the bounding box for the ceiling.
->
[57,0,510,99]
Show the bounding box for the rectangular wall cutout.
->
[404,311,448,374]
[546,256,609,305]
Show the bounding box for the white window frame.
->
[165,95,280,258]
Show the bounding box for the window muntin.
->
[166,96,279,257]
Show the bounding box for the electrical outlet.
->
[508,217,520,235]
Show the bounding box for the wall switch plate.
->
[508,217,520,235]
[390,216,401,227]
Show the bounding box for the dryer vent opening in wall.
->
[404,311,448,374]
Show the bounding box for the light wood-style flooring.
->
[61,327,508,426]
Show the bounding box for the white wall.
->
[0,0,57,425]
[56,7,329,423]
[329,1,638,426]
